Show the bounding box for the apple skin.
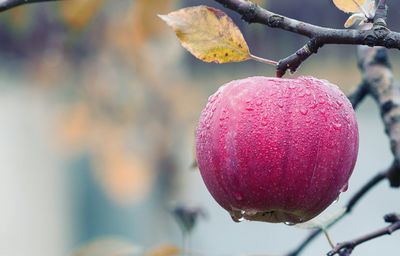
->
[195,76,359,224]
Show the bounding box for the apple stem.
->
[323,228,335,249]
[250,54,278,66]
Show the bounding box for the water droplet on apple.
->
[305,89,311,96]
[234,192,243,201]
[284,222,296,226]
[256,99,262,106]
[332,122,342,130]
[300,108,308,115]
[261,120,268,126]
[208,92,219,103]
[244,209,258,216]
[340,183,349,192]
[277,102,284,108]
[230,209,245,223]
[333,196,340,203]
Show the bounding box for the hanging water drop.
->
[333,196,340,204]
[284,221,296,226]
[340,183,349,192]
[230,209,245,223]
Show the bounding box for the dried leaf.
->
[333,0,366,13]
[159,6,251,64]
[344,13,365,28]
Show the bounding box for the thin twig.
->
[249,54,278,66]
[323,229,335,249]
[347,82,369,109]
[286,169,387,256]
[214,0,393,76]
[327,215,400,256]
[0,0,60,12]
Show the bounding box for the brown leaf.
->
[159,6,251,64]
[333,0,366,13]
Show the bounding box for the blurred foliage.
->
[145,244,180,256]
[71,237,142,256]
[61,0,105,29]
[2,0,400,253]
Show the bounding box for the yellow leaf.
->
[159,6,250,64]
[333,0,366,13]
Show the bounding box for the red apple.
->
[195,76,358,224]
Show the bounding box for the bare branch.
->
[286,168,388,256]
[276,40,322,77]
[347,82,369,109]
[214,0,398,76]
[0,0,60,12]
[327,214,400,256]
[357,46,400,175]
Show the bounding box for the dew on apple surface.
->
[332,122,342,130]
[300,107,308,115]
[196,76,358,224]
[340,183,349,192]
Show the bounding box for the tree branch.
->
[347,82,369,109]
[327,213,400,256]
[286,167,388,256]
[214,0,398,76]
[287,45,400,255]
[0,0,60,12]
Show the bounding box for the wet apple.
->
[195,76,359,224]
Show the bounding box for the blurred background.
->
[0,0,399,255]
